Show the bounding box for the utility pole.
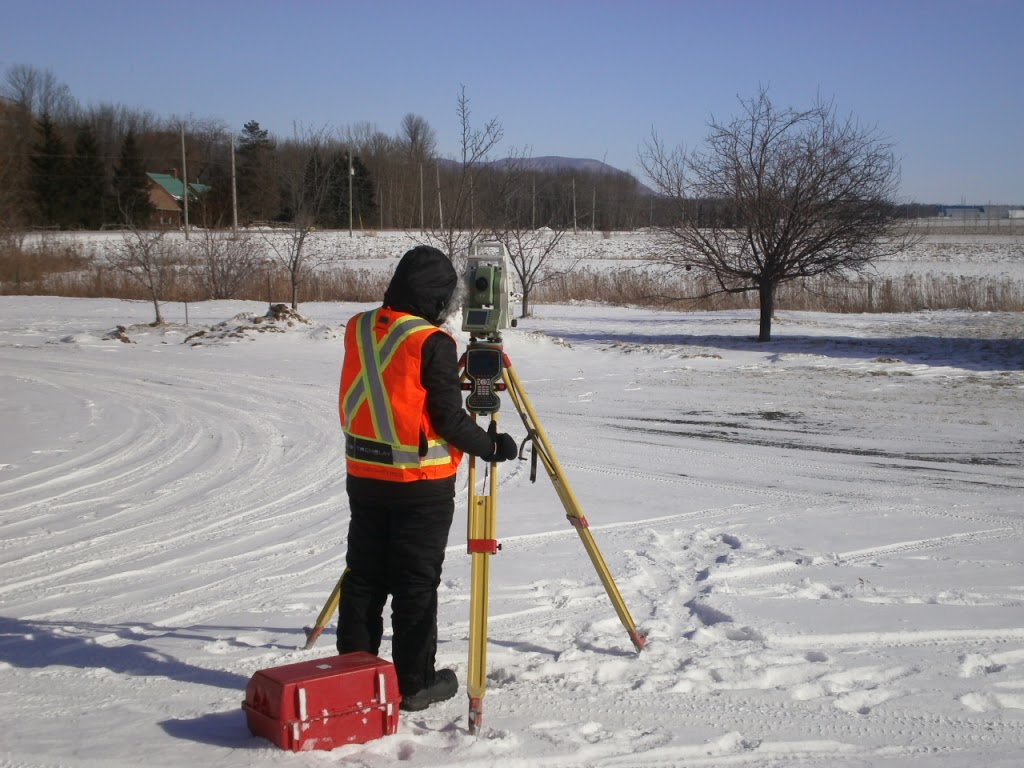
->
[181,125,189,240]
[436,164,443,230]
[572,177,577,235]
[532,177,536,230]
[230,134,238,234]
[348,150,354,237]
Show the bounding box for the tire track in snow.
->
[474,682,1024,765]
[550,405,1022,504]
[766,627,1024,650]
[705,527,1014,585]
[0,351,347,622]
[561,460,823,504]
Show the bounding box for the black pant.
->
[336,492,455,695]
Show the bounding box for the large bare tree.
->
[399,113,438,229]
[640,87,917,341]
[400,113,437,162]
[2,64,77,122]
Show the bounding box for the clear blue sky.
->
[3,0,1021,204]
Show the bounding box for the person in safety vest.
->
[336,245,517,712]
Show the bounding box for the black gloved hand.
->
[488,432,518,462]
[484,421,518,462]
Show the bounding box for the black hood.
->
[383,246,457,325]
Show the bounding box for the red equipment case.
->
[243,652,401,751]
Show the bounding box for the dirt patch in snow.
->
[184,304,340,345]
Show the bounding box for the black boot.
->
[399,669,458,712]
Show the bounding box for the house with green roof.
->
[146,171,212,227]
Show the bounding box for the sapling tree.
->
[426,86,504,267]
[490,154,575,317]
[189,229,258,300]
[109,225,175,325]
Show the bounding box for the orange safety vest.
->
[339,308,463,482]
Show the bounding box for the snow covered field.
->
[1,234,1023,766]
[24,224,1024,280]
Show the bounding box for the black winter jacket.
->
[346,246,495,502]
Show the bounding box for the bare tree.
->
[400,113,437,162]
[640,86,918,341]
[2,64,77,122]
[189,229,258,299]
[359,128,397,229]
[425,86,504,264]
[497,226,574,318]
[108,226,175,325]
[396,113,438,230]
[490,152,575,317]
[262,124,337,310]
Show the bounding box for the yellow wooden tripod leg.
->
[504,364,647,653]
[467,415,500,734]
[302,571,345,650]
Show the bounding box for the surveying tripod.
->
[460,332,646,734]
[300,332,647,731]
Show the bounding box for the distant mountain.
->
[497,156,621,174]
[490,155,655,194]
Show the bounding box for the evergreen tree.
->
[30,113,72,227]
[193,160,233,228]
[301,147,333,223]
[324,152,377,229]
[69,124,108,229]
[112,130,153,226]
[321,151,346,228]
[237,120,278,223]
[350,155,377,229]
[0,97,34,230]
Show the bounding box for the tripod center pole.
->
[461,336,507,734]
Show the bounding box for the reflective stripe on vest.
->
[341,309,452,471]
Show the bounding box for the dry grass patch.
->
[533,267,1024,313]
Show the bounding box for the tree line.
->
[1,65,936,341]
[0,64,654,235]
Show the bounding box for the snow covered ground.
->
[1,236,1023,766]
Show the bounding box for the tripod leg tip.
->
[302,626,324,651]
[630,629,648,652]
[468,697,484,735]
